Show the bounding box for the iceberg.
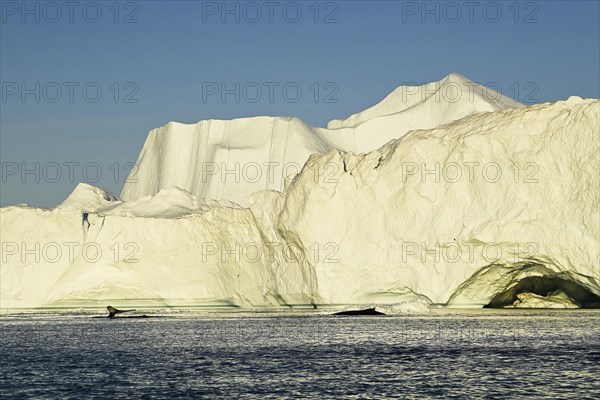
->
[120,73,523,207]
[1,74,599,311]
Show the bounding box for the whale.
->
[333,307,385,316]
[106,306,136,318]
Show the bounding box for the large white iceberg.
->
[1,74,599,311]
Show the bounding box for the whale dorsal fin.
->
[106,306,135,318]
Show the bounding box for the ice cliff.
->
[1,74,599,311]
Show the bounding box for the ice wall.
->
[276,97,600,307]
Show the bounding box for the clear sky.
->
[1,0,599,207]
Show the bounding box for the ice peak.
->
[327,73,523,130]
[441,72,472,84]
[58,183,119,211]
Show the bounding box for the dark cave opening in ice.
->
[485,276,600,309]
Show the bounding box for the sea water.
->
[1,310,599,399]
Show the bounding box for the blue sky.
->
[1,0,599,207]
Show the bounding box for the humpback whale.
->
[333,307,385,316]
[106,306,136,318]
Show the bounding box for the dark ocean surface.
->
[1,310,599,399]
